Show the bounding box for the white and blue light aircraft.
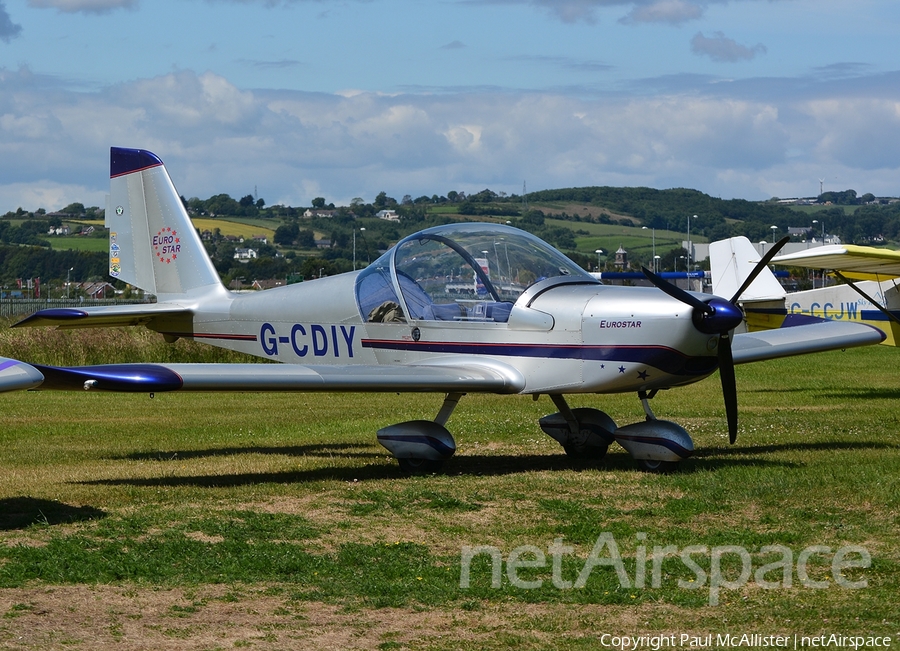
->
[0,149,886,472]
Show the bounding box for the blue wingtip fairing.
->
[33,364,183,392]
[110,147,164,179]
[15,308,89,327]
[0,358,45,392]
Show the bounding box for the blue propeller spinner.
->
[641,235,790,444]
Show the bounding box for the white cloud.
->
[2,67,900,211]
[691,31,767,62]
[804,98,900,170]
[0,1,22,42]
[472,0,709,25]
[28,0,137,13]
[0,181,104,214]
[621,0,703,24]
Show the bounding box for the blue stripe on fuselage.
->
[361,339,716,377]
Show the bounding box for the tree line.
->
[4,184,900,290]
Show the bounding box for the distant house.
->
[74,281,115,299]
[47,225,71,235]
[303,209,337,218]
[251,234,268,245]
[314,239,332,249]
[45,211,76,221]
[234,248,257,260]
[376,209,399,221]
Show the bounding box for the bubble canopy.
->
[355,223,595,323]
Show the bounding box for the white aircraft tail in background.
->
[709,236,785,303]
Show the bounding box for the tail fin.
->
[106,148,224,299]
[709,236,785,301]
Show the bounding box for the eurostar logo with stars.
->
[152,227,181,264]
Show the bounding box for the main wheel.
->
[397,457,444,474]
[636,458,679,474]
[562,442,608,460]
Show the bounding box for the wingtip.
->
[0,358,44,392]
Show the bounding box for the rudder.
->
[106,147,223,299]
[709,236,785,301]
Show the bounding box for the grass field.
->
[548,219,692,259]
[47,236,108,252]
[190,218,275,241]
[0,326,898,650]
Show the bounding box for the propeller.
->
[641,236,789,443]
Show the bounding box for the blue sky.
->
[1,0,900,211]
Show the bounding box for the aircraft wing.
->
[772,244,900,280]
[732,318,885,364]
[1,358,526,394]
[13,305,192,329]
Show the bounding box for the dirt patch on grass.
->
[0,584,706,650]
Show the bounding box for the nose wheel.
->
[635,459,679,474]
[539,392,694,472]
[397,457,445,474]
[539,394,616,460]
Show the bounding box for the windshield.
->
[356,222,593,323]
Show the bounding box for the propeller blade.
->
[718,332,738,444]
[641,266,712,315]
[730,235,791,303]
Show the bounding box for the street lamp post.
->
[67,267,73,299]
[770,225,778,243]
[812,219,825,244]
[687,215,697,270]
[352,227,366,270]
[642,226,656,273]
[594,249,604,272]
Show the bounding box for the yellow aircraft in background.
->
[710,237,900,346]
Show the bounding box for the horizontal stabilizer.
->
[0,357,44,392]
[732,320,885,364]
[25,360,526,394]
[14,304,192,329]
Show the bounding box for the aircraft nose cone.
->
[692,298,744,335]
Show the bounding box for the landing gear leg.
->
[435,392,463,427]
